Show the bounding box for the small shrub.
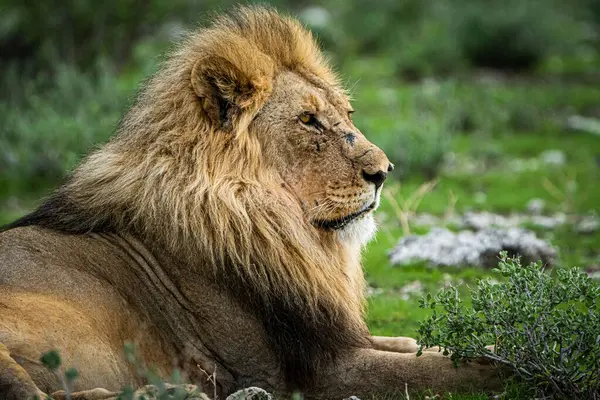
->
[0,0,205,73]
[0,62,134,199]
[454,0,577,72]
[417,253,600,399]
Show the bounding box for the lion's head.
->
[255,69,392,241]
[186,6,393,246]
[8,6,392,389]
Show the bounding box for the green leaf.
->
[65,367,79,383]
[118,386,135,400]
[40,350,61,371]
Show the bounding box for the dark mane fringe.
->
[1,190,114,234]
[218,268,367,389]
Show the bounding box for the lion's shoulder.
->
[0,227,127,292]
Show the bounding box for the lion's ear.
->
[191,54,274,129]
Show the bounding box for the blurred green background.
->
[1,0,599,354]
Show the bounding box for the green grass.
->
[363,92,600,334]
[354,74,600,399]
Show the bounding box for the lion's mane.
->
[6,6,369,390]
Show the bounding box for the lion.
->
[0,6,500,400]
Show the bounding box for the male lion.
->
[0,6,500,400]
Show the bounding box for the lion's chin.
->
[313,200,376,230]
[313,191,381,247]
[336,213,377,248]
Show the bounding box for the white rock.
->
[526,198,546,215]
[226,387,273,400]
[529,214,566,230]
[388,227,556,268]
[463,212,520,230]
[567,115,600,136]
[577,215,599,234]
[411,213,441,227]
[540,150,566,166]
[399,280,424,300]
[367,286,384,297]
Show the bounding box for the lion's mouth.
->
[313,202,376,231]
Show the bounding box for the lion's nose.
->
[362,168,389,189]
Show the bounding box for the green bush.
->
[311,0,596,78]
[2,0,598,80]
[417,253,600,399]
[305,0,463,79]
[0,0,302,76]
[0,0,197,73]
[0,62,133,198]
[454,1,553,71]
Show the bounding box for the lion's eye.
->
[348,110,355,120]
[298,112,315,125]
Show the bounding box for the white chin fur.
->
[337,213,377,248]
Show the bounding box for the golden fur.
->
[0,6,501,399]
[47,6,364,324]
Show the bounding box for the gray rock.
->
[567,115,600,136]
[388,227,556,268]
[526,198,546,215]
[529,213,567,229]
[409,213,464,229]
[462,212,520,230]
[463,211,566,231]
[540,149,566,166]
[226,387,274,400]
[577,215,599,234]
[398,280,424,300]
[445,214,464,229]
[411,213,441,228]
[367,285,384,297]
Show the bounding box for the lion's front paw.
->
[51,388,118,400]
[415,350,503,392]
[370,336,419,353]
[52,384,209,400]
